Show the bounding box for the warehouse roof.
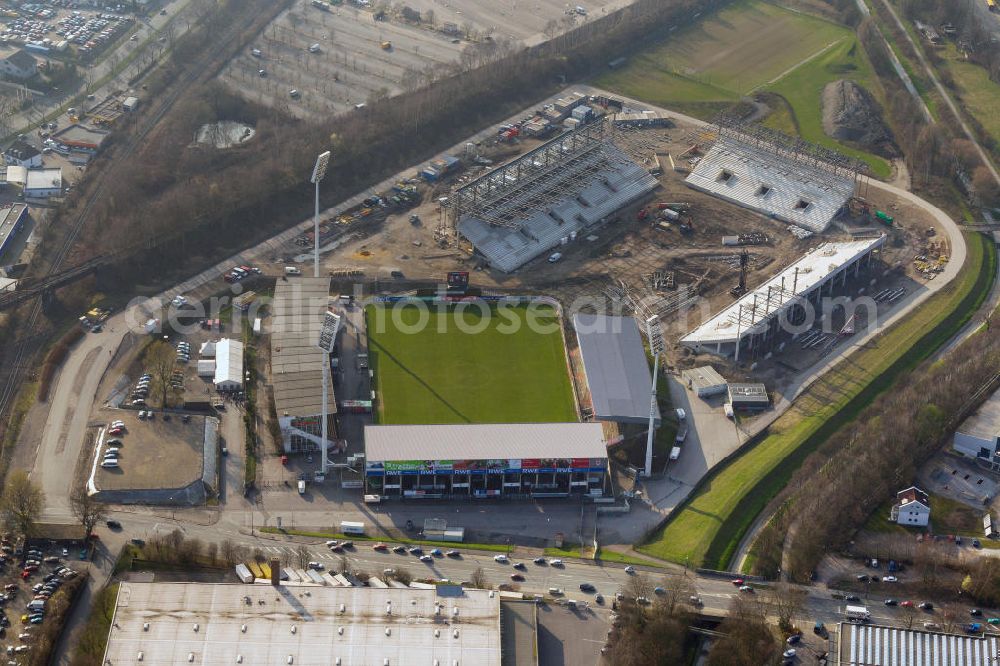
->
[25,167,62,192]
[957,387,1000,442]
[270,278,336,417]
[213,338,243,387]
[102,582,502,666]
[839,623,1000,666]
[573,314,659,425]
[681,366,727,393]
[365,423,607,462]
[681,237,885,346]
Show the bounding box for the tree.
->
[220,539,237,565]
[146,340,176,408]
[295,545,310,569]
[707,594,779,666]
[393,567,413,585]
[770,583,806,633]
[469,566,488,589]
[69,486,107,537]
[0,471,44,541]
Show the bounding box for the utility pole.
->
[643,315,665,478]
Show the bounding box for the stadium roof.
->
[681,237,885,346]
[839,622,1000,666]
[270,278,336,418]
[102,582,502,666]
[365,423,607,462]
[457,128,658,273]
[685,137,855,233]
[573,314,659,425]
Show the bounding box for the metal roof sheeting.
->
[686,137,855,233]
[365,423,608,462]
[270,278,336,417]
[841,623,1000,666]
[213,338,243,388]
[573,314,659,425]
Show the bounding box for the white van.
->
[284,266,302,276]
[308,43,321,53]
[297,480,306,494]
[26,601,45,612]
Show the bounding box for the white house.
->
[24,168,62,198]
[5,141,41,169]
[890,486,930,527]
[213,338,244,391]
[0,50,38,80]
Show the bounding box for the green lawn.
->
[595,0,891,178]
[935,43,1000,148]
[366,303,577,424]
[639,233,995,568]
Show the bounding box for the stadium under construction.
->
[454,121,659,273]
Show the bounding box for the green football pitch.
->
[366,302,578,425]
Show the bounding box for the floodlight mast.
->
[311,151,331,278]
[644,315,665,478]
[317,310,341,477]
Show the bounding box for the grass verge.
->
[69,583,119,666]
[259,527,511,553]
[639,232,995,569]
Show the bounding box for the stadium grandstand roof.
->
[573,314,659,425]
[685,122,861,233]
[456,122,658,273]
[839,622,1000,666]
[365,423,608,462]
[681,236,885,347]
[102,582,502,666]
[270,278,336,418]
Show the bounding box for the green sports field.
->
[366,302,578,425]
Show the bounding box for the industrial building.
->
[680,236,885,360]
[573,313,660,425]
[4,140,41,168]
[454,122,659,273]
[685,123,862,234]
[681,366,728,398]
[213,338,244,391]
[269,278,337,453]
[0,203,28,260]
[24,167,62,198]
[838,622,999,666]
[52,123,110,154]
[364,423,608,499]
[101,582,503,666]
[727,383,769,411]
[953,387,1000,470]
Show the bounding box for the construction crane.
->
[730,249,750,298]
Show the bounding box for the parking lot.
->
[0,3,133,61]
[219,0,628,118]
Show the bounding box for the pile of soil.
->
[821,79,898,157]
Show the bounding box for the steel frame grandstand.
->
[450,120,630,229]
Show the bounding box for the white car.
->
[724,403,734,419]
[307,562,324,571]
[547,252,562,263]
[624,566,635,574]
[325,540,339,548]
[171,295,187,307]
[675,408,686,421]
[882,576,898,583]
[493,555,509,563]
[110,420,125,428]
[550,559,564,567]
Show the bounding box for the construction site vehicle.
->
[661,208,680,221]
[381,41,392,50]
[876,210,894,225]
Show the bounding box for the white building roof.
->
[573,314,659,424]
[102,582,502,666]
[214,338,244,387]
[685,137,855,233]
[681,237,885,346]
[839,623,999,666]
[24,167,62,192]
[365,422,608,462]
[957,388,1000,443]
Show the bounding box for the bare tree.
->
[146,340,176,408]
[393,567,412,585]
[295,545,310,569]
[770,583,806,633]
[0,471,44,542]
[707,593,780,666]
[220,539,237,564]
[338,555,351,575]
[69,486,107,537]
[469,566,488,589]
[626,573,653,602]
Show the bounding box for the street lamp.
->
[317,309,341,477]
[310,151,332,278]
[643,315,665,478]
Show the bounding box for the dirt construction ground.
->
[219,0,626,118]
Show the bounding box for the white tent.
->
[213,339,244,391]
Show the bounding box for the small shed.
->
[727,383,769,410]
[682,366,728,398]
[196,359,216,377]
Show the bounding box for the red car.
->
[731,578,744,586]
[900,601,914,607]
[108,427,124,436]
[510,574,525,582]
[20,571,31,579]
[373,543,388,551]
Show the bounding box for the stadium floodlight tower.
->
[316,308,341,477]
[643,315,665,478]
[310,150,332,278]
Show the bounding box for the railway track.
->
[0,2,282,438]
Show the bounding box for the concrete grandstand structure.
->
[685,122,863,233]
[454,121,659,272]
[270,277,337,453]
[102,582,503,666]
[681,236,885,360]
[364,423,608,499]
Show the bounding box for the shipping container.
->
[235,563,254,584]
